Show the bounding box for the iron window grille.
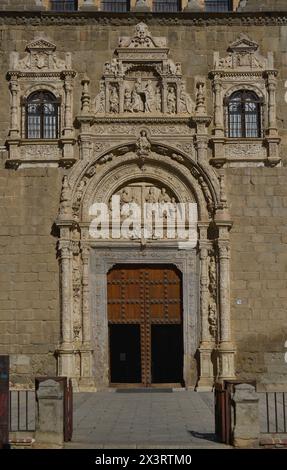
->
[225,90,263,139]
[153,0,181,12]
[205,0,233,12]
[50,0,78,11]
[24,91,61,140]
[101,0,130,12]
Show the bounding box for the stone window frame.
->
[223,84,265,140]
[210,36,280,168]
[21,84,62,141]
[6,39,77,169]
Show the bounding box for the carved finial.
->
[195,82,206,115]
[81,75,91,114]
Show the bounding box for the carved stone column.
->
[217,236,236,381]
[197,225,215,391]
[81,77,91,114]
[267,74,278,137]
[213,80,224,136]
[58,239,75,378]
[9,78,20,138]
[79,243,94,389]
[195,136,208,165]
[63,75,74,137]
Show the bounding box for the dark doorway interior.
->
[151,325,183,383]
[109,324,141,383]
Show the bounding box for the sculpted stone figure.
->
[136,130,151,156]
[144,80,155,113]
[158,188,171,203]
[145,187,158,204]
[95,82,105,114]
[109,86,119,113]
[179,83,193,114]
[124,88,133,112]
[155,87,162,112]
[167,87,176,114]
[132,78,144,112]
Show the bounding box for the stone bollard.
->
[34,379,64,449]
[232,383,260,448]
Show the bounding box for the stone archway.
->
[55,141,236,391]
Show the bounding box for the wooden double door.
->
[107,265,183,387]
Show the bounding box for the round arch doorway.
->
[107,264,184,388]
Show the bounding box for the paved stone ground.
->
[65,390,230,449]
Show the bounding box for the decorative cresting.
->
[210,34,280,168]
[6,38,77,169]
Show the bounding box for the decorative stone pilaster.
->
[213,80,224,136]
[63,73,74,137]
[197,230,215,391]
[217,236,236,381]
[79,243,94,390]
[266,73,278,137]
[9,79,20,138]
[57,239,75,378]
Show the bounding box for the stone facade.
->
[0,3,287,390]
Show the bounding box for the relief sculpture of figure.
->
[158,188,171,204]
[145,187,158,204]
[155,87,162,112]
[167,87,176,114]
[95,82,105,114]
[124,88,133,112]
[132,78,144,113]
[109,86,119,113]
[179,83,193,114]
[144,80,155,113]
[136,130,151,156]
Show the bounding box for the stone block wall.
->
[0,168,61,386]
[0,15,286,386]
[227,168,287,388]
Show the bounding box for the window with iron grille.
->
[25,92,60,140]
[50,0,78,11]
[153,0,181,12]
[101,0,130,12]
[205,0,232,11]
[226,91,262,138]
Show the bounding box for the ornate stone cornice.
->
[0,12,287,27]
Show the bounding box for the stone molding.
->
[210,34,280,168]
[0,12,286,27]
[6,37,77,169]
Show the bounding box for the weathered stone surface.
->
[232,383,260,448]
[35,379,64,448]
[0,9,286,389]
